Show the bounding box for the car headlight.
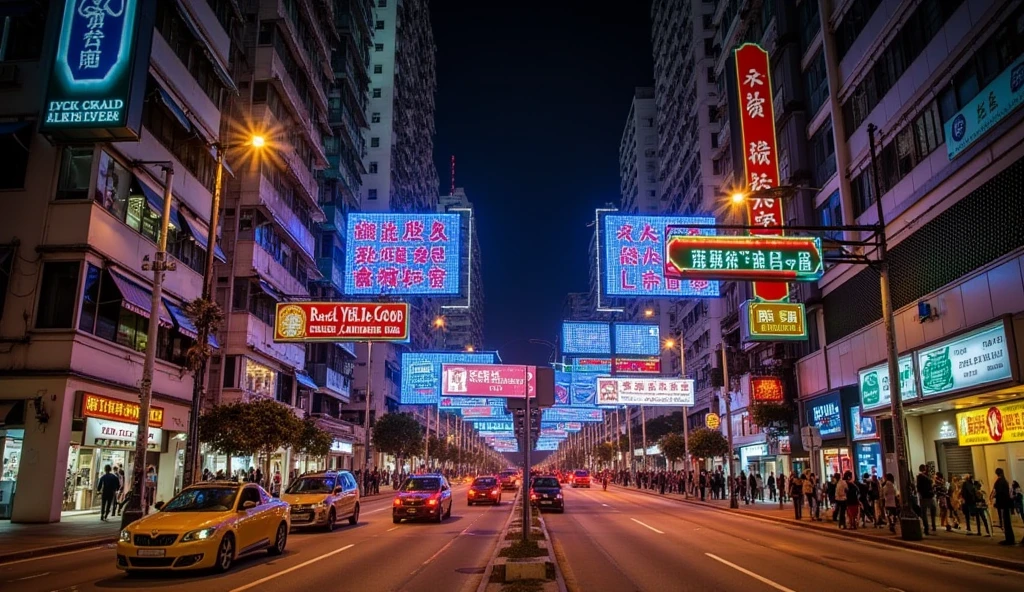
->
[181,527,218,542]
[556,493,563,499]
[120,530,132,543]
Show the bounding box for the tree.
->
[296,418,333,459]
[183,296,224,373]
[372,412,424,466]
[594,441,615,465]
[198,399,304,478]
[687,427,729,459]
[749,402,795,438]
[658,432,687,467]
[644,411,686,442]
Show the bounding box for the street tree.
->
[372,412,424,468]
[687,427,729,460]
[644,411,686,442]
[198,399,304,479]
[296,418,333,460]
[658,432,687,469]
[594,441,615,466]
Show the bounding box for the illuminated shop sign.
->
[614,324,660,356]
[400,352,496,405]
[273,302,409,342]
[561,321,611,355]
[858,356,917,412]
[945,54,1024,160]
[956,401,1024,446]
[740,301,808,341]
[665,235,823,282]
[81,392,163,428]
[596,378,695,406]
[917,321,1014,398]
[805,391,843,438]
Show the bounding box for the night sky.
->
[431,1,654,365]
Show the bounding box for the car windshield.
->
[500,472,515,479]
[574,471,589,477]
[402,478,441,492]
[286,477,334,494]
[533,477,559,488]
[162,487,239,512]
[473,477,497,487]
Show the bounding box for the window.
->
[222,355,237,388]
[370,137,380,147]
[815,190,843,243]
[702,14,712,28]
[804,50,828,116]
[834,0,882,59]
[372,88,381,98]
[706,67,716,84]
[373,64,383,74]
[375,20,384,30]
[36,261,80,329]
[277,373,294,405]
[809,119,837,186]
[367,189,378,200]
[378,0,387,6]
[703,38,714,57]
[371,112,381,123]
[850,168,874,218]
[368,162,378,174]
[154,1,226,107]
[56,147,94,200]
[0,122,32,190]
[797,0,820,48]
[375,43,384,52]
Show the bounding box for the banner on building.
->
[740,301,808,341]
[858,355,918,412]
[665,235,823,282]
[400,352,496,405]
[956,401,1024,446]
[596,378,695,406]
[750,376,784,402]
[613,357,661,374]
[440,364,537,398]
[274,302,409,342]
[917,320,1014,399]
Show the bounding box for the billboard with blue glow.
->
[570,372,598,407]
[542,408,604,423]
[615,323,661,356]
[400,351,495,405]
[562,321,611,355]
[600,213,719,298]
[554,371,571,405]
[344,213,462,295]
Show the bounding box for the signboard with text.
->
[613,358,661,374]
[343,213,462,295]
[741,301,807,341]
[41,0,156,141]
[850,406,878,441]
[956,401,1024,446]
[665,235,823,282]
[541,407,604,423]
[441,364,537,398]
[571,358,612,373]
[400,352,496,405]
[805,391,843,438]
[917,321,1014,399]
[945,54,1024,160]
[84,417,162,451]
[599,212,719,298]
[273,302,409,342]
[561,322,611,355]
[614,324,661,356]
[81,392,163,428]
[570,372,598,406]
[858,355,917,412]
[596,378,695,406]
[750,376,784,402]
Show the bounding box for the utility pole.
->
[680,337,690,497]
[121,164,175,529]
[640,406,648,470]
[722,345,738,509]
[626,408,634,472]
[362,341,373,493]
[868,123,922,541]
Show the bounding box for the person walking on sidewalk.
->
[790,472,804,519]
[994,468,1016,546]
[881,473,898,533]
[916,465,936,535]
[1012,480,1024,524]
[767,472,776,501]
[835,472,849,529]
[949,473,963,530]
[970,477,993,536]
[96,464,120,522]
[934,472,950,532]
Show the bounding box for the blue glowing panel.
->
[615,324,660,356]
[400,352,495,405]
[554,371,571,406]
[541,408,604,423]
[570,373,598,407]
[344,213,462,295]
[602,213,720,297]
[562,322,611,355]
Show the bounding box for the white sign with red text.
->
[596,377,695,406]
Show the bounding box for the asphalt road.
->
[0,483,511,592]
[546,484,1024,592]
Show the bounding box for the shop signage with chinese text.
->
[741,301,807,341]
[274,302,409,342]
[858,355,917,412]
[751,376,784,402]
[917,321,1014,399]
[84,417,162,451]
[81,392,163,428]
[705,413,721,429]
[945,54,1024,160]
[596,377,695,406]
[805,391,843,438]
[400,352,497,405]
[665,235,823,282]
[956,401,1024,446]
[441,364,537,398]
[613,357,661,374]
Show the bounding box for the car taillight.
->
[469,490,475,496]
[393,498,402,506]
[427,494,439,506]
[491,488,499,495]
[530,490,537,501]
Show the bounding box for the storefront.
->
[328,439,354,471]
[739,443,773,477]
[804,390,852,478]
[850,406,882,479]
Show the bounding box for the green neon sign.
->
[665,235,823,282]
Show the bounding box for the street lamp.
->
[465,344,475,352]
[663,336,690,497]
[644,308,654,318]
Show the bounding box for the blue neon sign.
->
[615,323,660,356]
[400,351,495,405]
[344,213,462,296]
[561,321,611,355]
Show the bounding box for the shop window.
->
[36,261,80,329]
[277,373,294,405]
[223,355,237,388]
[56,147,94,200]
[245,358,277,398]
[116,307,148,353]
[79,264,101,333]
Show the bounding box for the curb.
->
[475,491,522,592]
[611,485,1024,573]
[535,506,568,592]
[0,536,116,564]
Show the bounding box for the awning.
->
[155,86,191,132]
[178,208,227,262]
[0,121,30,135]
[164,300,221,348]
[174,0,237,93]
[108,271,174,327]
[135,177,180,229]
[256,279,283,301]
[296,371,319,391]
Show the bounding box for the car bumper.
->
[394,506,442,519]
[289,508,331,527]
[468,495,500,503]
[116,540,219,571]
[533,498,564,510]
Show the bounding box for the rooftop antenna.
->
[450,154,456,197]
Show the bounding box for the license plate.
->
[292,512,310,519]
[540,500,552,505]
[137,549,166,557]
[407,508,417,514]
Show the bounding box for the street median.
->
[476,491,566,592]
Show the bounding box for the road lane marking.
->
[705,553,795,592]
[0,545,108,567]
[365,507,390,514]
[8,571,50,581]
[386,526,399,532]
[630,518,665,534]
[228,544,354,592]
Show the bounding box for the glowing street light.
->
[250,134,266,148]
[644,308,654,318]
[730,192,746,205]
[465,344,475,352]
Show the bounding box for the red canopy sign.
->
[441,364,537,398]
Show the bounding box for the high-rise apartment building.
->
[438,188,484,351]
[0,1,238,522]
[619,87,661,215]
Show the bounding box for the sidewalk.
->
[613,484,1024,572]
[0,487,396,564]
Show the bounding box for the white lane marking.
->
[364,507,391,515]
[601,503,610,507]
[630,518,665,535]
[8,571,50,581]
[386,526,399,532]
[413,524,471,573]
[0,545,108,567]
[705,553,796,592]
[228,544,354,592]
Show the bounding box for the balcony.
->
[316,256,343,291]
[310,363,351,401]
[238,176,317,258]
[252,46,328,161]
[227,311,306,370]
[233,239,313,298]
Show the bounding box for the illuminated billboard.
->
[541,408,604,423]
[344,213,462,295]
[438,397,506,409]
[561,321,611,355]
[273,302,409,342]
[570,372,598,407]
[614,323,660,356]
[554,371,571,405]
[400,351,496,405]
[600,213,719,298]
[596,378,695,406]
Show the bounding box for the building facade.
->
[438,188,484,351]
[0,1,238,522]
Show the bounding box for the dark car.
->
[392,475,453,523]
[467,476,501,505]
[499,470,519,491]
[530,476,564,512]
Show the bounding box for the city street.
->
[0,484,508,592]
[547,484,1024,592]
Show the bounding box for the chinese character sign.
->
[741,301,808,341]
[750,377,784,403]
[945,55,1024,159]
[596,378,695,406]
[733,43,788,302]
[441,364,536,398]
[956,401,1024,446]
[561,322,611,355]
[614,324,660,356]
[601,213,720,298]
[400,352,496,405]
[666,235,823,282]
[42,0,155,140]
[343,213,462,295]
[81,392,164,427]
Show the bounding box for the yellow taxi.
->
[281,470,360,531]
[116,481,290,573]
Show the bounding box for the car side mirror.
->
[153,501,165,511]
[333,486,343,495]
[241,500,258,510]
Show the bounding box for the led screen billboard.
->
[600,213,719,298]
[561,321,611,355]
[614,323,660,356]
[400,352,496,405]
[344,213,462,295]
[541,408,604,423]
[570,372,598,407]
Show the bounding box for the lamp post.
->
[721,345,739,509]
[121,163,175,529]
[665,337,690,497]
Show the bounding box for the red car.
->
[572,470,591,488]
[467,476,502,505]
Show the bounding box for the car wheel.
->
[436,505,444,523]
[445,502,452,519]
[268,522,287,556]
[214,533,235,572]
[393,516,402,524]
[349,503,359,525]
[468,501,473,506]
[326,508,336,532]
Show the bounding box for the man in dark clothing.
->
[96,465,120,521]
[916,464,936,535]
[767,472,776,501]
[994,468,1016,545]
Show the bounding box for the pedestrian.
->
[970,477,992,536]
[934,472,950,531]
[845,472,860,529]
[790,472,804,519]
[881,473,898,533]
[778,472,787,503]
[993,468,1016,546]
[835,472,849,529]
[698,471,707,501]
[255,467,264,486]
[803,473,819,521]
[144,465,157,513]
[961,474,977,533]
[96,464,120,521]
[1012,480,1024,524]
[112,465,125,517]
[858,474,874,527]
[767,472,776,501]
[916,464,936,535]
